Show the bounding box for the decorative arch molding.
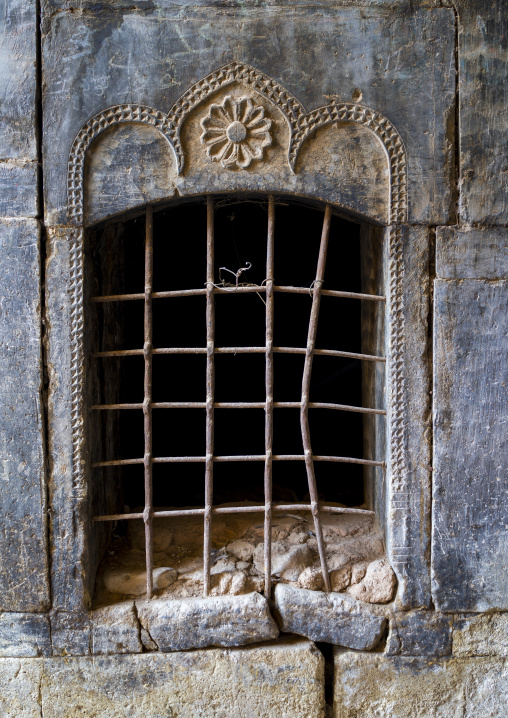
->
[67,62,407,226]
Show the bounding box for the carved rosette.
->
[200,95,272,170]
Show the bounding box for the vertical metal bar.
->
[264,196,275,598]
[300,204,332,592]
[144,205,154,598]
[203,196,215,596]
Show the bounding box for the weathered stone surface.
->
[453,613,508,657]
[386,225,432,610]
[0,658,42,718]
[0,162,38,217]
[50,612,91,656]
[433,280,508,611]
[254,541,314,580]
[103,565,177,596]
[43,6,455,226]
[386,611,452,657]
[0,613,50,657]
[436,227,508,279]
[458,1,508,224]
[333,650,508,718]
[91,601,142,655]
[274,584,386,650]
[0,0,37,160]
[347,558,397,604]
[40,638,325,717]
[136,592,279,651]
[0,219,49,612]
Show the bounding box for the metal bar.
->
[301,204,332,592]
[203,196,215,596]
[93,503,375,522]
[91,285,385,304]
[143,205,154,599]
[93,346,385,362]
[92,454,384,468]
[91,400,386,416]
[264,195,275,598]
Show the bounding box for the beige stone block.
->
[333,650,508,718]
[453,613,508,657]
[0,658,42,718]
[41,638,325,717]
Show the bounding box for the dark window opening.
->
[87,194,386,598]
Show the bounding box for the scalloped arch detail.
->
[67,62,407,225]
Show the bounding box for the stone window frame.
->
[47,63,432,615]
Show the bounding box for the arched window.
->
[88,194,386,602]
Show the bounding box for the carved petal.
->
[237,97,255,124]
[202,104,230,129]
[222,96,238,122]
[201,128,227,146]
[249,118,272,135]
[236,143,253,169]
[245,106,265,127]
[207,138,231,161]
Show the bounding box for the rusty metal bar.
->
[91,285,384,303]
[143,205,154,599]
[203,196,215,596]
[93,346,386,362]
[91,400,386,415]
[264,195,275,598]
[92,454,385,468]
[301,204,332,592]
[93,502,375,522]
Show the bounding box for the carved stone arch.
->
[67,105,175,225]
[291,103,407,224]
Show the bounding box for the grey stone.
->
[50,612,91,656]
[386,611,452,657]
[136,592,278,652]
[453,613,508,658]
[0,162,38,217]
[91,601,142,655]
[0,613,51,657]
[333,650,508,718]
[274,584,386,650]
[433,280,508,611]
[39,638,325,717]
[0,219,49,612]
[42,6,455,226]
[0,658,42,718]
[458,1,508,224]
[0,0,37,160]
[436,227,508,280]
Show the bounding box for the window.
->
[88,195,386,600]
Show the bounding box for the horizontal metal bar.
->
[93,502,375,522]
[91,400,386,416]
[94,346,385,362]
[92,454,384,468]
[91,285,385,303]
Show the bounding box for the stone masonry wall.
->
[0,0,506,716]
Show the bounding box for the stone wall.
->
[0,0,506,715]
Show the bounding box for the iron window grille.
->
[90,195,386,599]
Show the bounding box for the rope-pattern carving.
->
[290,103,407,224]
[67,105,176,225]
[67,63,407,226]
[69,228,86,496]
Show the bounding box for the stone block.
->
[0,162,38,217]
[453,613,508,657]
[0,613,51,657]
[386,611,452,657]
[333,650,508,718]
[0,219,49,612]
[274,584,386,650]
[50,612,91,656]
[0,0,37,160]
[136,592,279,651]
[433,280,508,611]
[458,1,508,224]
[0,658,42,718]
[42,6,455,226]
[40,638,325,717]
[91,601,142,655]
[436,227,508,279]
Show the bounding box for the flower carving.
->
[200,96,272,170]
